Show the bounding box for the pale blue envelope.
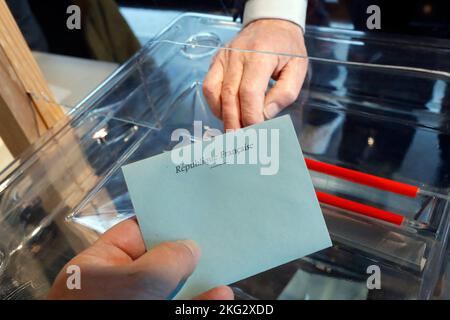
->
[122,115,332,299]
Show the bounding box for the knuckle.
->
[245,53,267,65]
[239,82,264,102]
[202,81,214,98]
[241,109,263,126]
[221,84,237,99]
[238,84,255,100]
[248,39,265,51]
[282,87,300,104]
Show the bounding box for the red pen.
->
[306,158,419,198]
[315,190,404,225]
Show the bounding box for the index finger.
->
[221,51,244,130]
[203,53,225,119]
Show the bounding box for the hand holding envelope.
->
[48,218,233,300]
[123,116,332,299]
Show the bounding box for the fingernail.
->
[176,240,200,260]
[264,103,280,119]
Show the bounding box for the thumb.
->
[264,58,307,119]
[131,240,201,298]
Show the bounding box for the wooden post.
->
[0,0,65,157]
[0,2,110,258]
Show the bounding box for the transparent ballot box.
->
[1,13,450,300]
